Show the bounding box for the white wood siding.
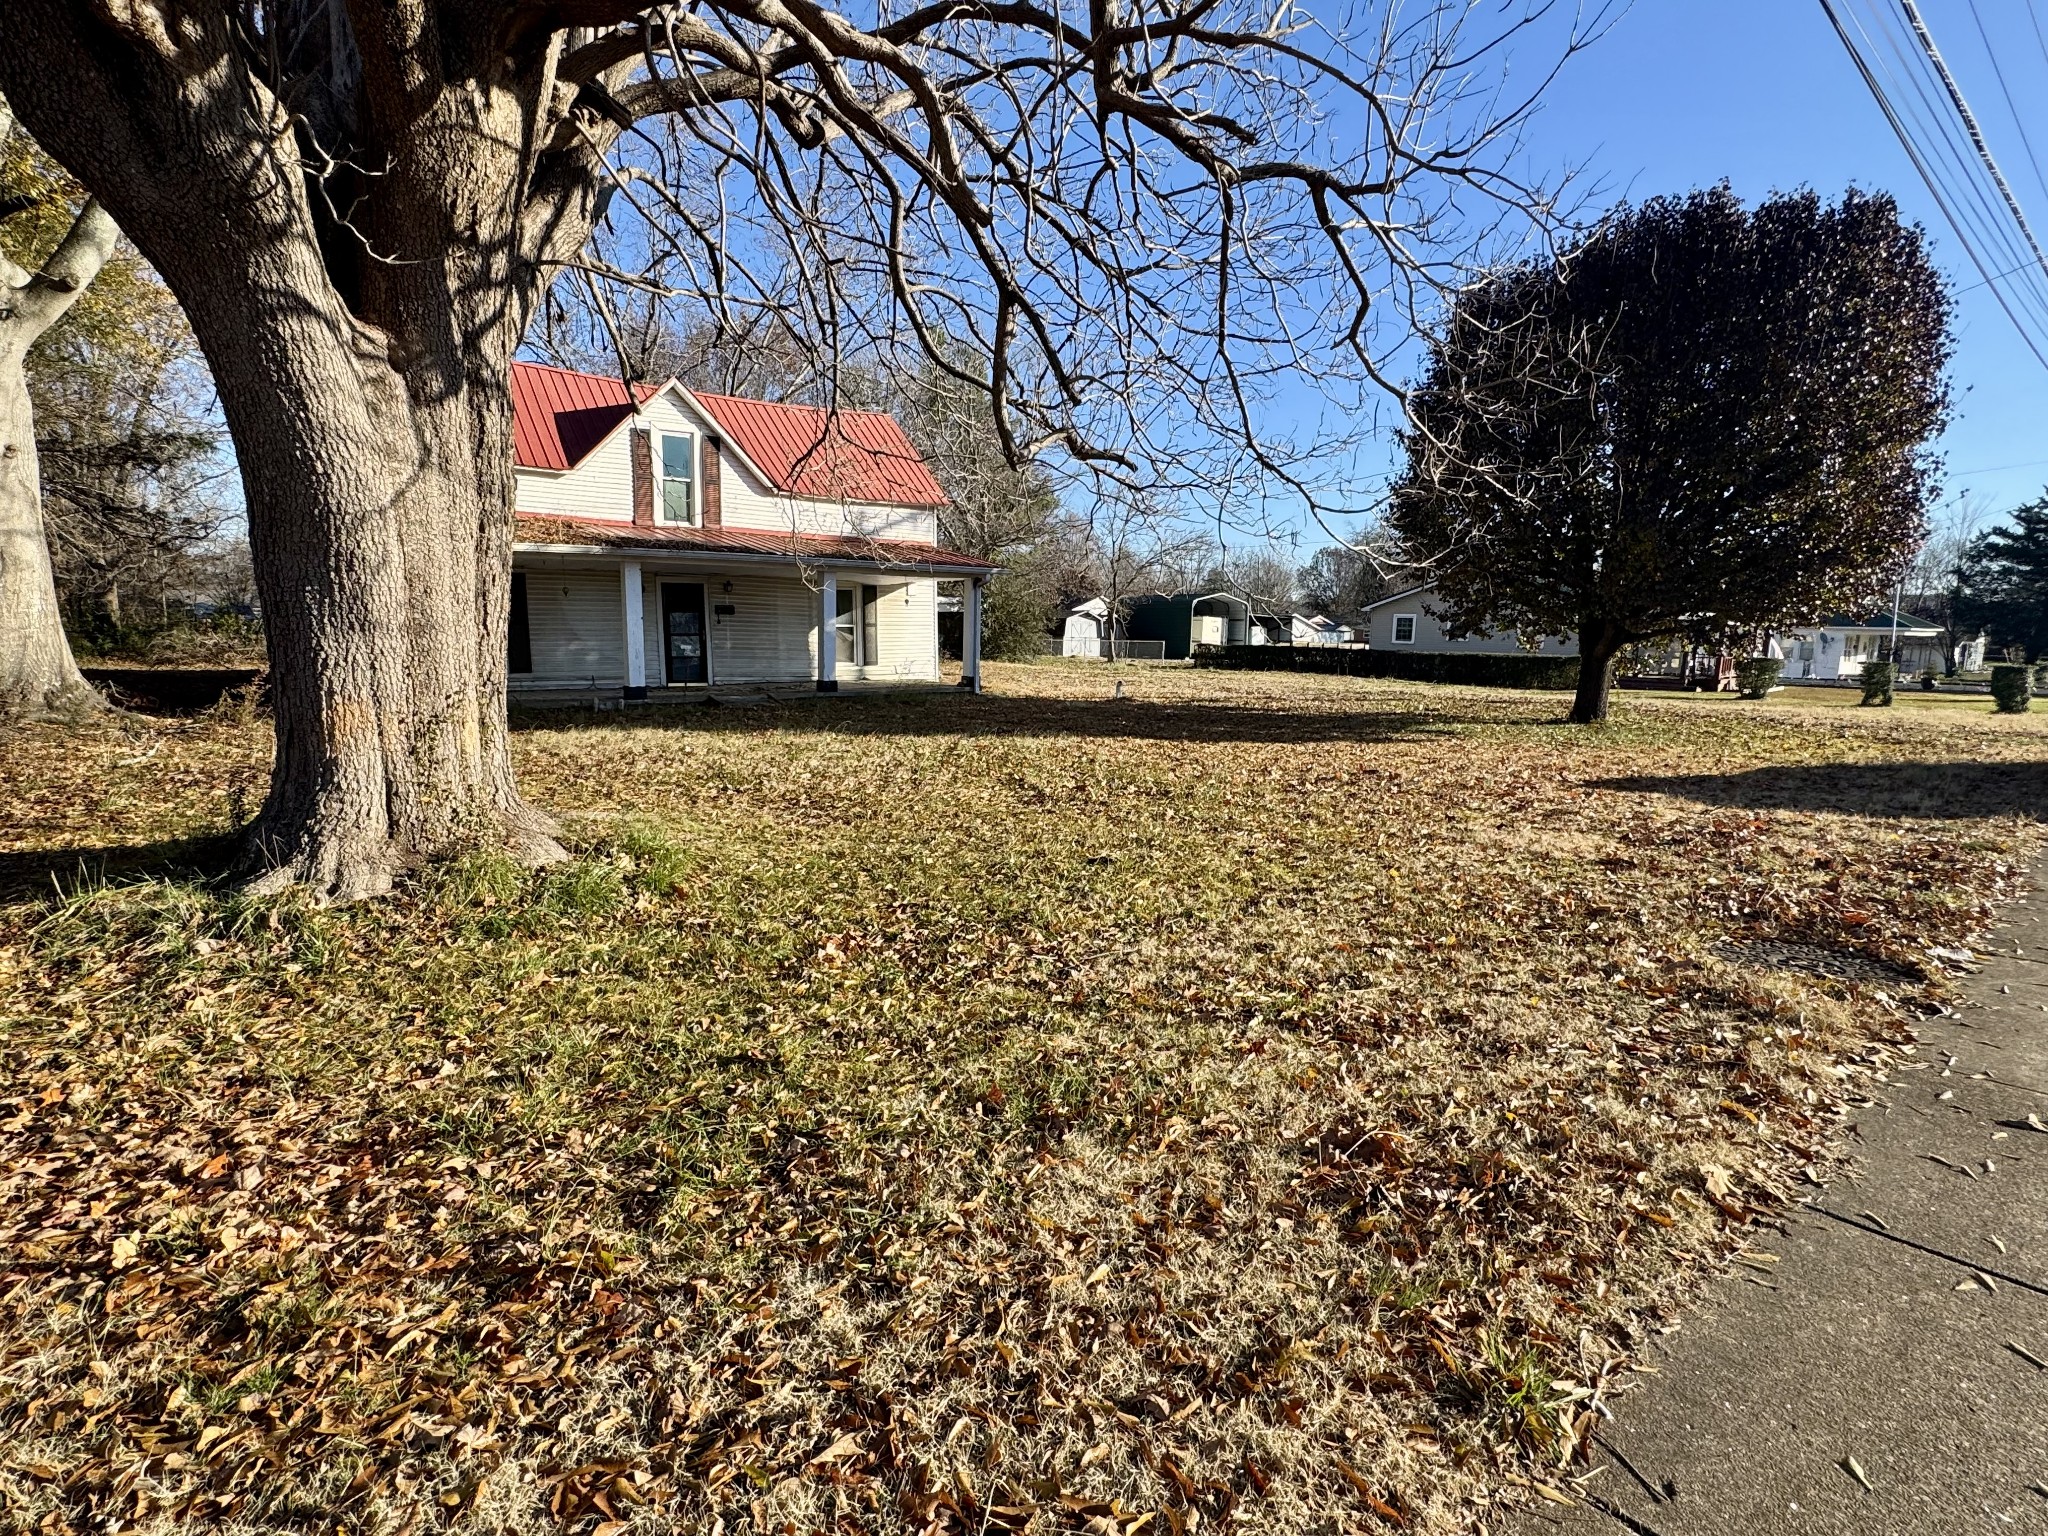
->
[514,559,942,688]
[1364,585,1577,657]
[859,579,938,681]
[519,568,626,684]
[513,431,635,522]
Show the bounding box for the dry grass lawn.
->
[2,662,2045,1536]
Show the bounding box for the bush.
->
[1991,663,2032,713]
[2035,661,2048,695]
[1858,661,1895,707]
[1919,668,1938,692]
[1734,657,1782,699]
[1191,644,1580,690]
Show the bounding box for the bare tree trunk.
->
[0,150,115,719]
[0,343,98,716]
[0,4,621,897]
[168,150,571,900]
[1569,620,1624,725]
[220,349,562,902]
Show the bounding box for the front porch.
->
[510,518,990,701]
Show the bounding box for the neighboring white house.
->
[508,362,995,697]
[1289,612,1356,646]
[1765,613,1983,680]
[1357,582,1578,656]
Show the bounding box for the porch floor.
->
[509,678,963,710]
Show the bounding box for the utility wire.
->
[1897,0,2048,282]
[1965,0,2048,212]
[1851,0,2045,318]
[1857,0,2048,326]
[1819,0,2048,371]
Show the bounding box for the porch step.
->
[706,689,773,707]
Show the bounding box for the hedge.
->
[1734,657,1782,699]
[1191,644,1581,690]
[1991,663,2032,714]
[1858,661,1896,707]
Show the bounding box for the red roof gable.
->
[509,361,656,471]
[509,361,949,508]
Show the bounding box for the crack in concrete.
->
[1807,1205,2048,1298]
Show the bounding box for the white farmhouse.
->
[508,362,995,698]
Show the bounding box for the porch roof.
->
[513,513,999,576]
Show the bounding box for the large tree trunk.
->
[0,346,98,717]
[167,119,572,901]
[1568,619,1625,725]
[216,340,564,902]
[0,17,603,898]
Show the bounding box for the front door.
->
[661,582,708,685]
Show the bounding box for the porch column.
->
[817,572,839,692]
[959,576,984,693]
[621,560,647,700]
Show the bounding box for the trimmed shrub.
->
[1191,644,1580,690]
[1858,661,1896,706]
[1992,663,2032,713]
[1734,657,1782,699]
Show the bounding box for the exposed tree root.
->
[238,802,569,906]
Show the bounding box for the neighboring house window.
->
[1391,614,1417,644]
[659,433,696,524]
[508,572,532,674]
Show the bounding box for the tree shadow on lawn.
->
[509,688,1537,747]
[1594,760,2048,821]
[0,835,239,905]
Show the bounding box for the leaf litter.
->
[1,664,2043,1534]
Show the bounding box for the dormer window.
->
[659,432,696,525]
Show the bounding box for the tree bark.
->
[0,347,98,716]
[172,109,576,901]
[0,182,115,719]
[1568,620,1624,724]
[0,14,606,898]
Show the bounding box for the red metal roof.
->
[513,513,997,573]
[509,361,949,508]
[509,361,657,471]
[689,391,949,509]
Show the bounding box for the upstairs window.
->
[659,433,696,525]
[1391,614,1417,644]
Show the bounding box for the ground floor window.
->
[1391,614,1417,644]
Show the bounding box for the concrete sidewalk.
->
[1514,868,2048,1536]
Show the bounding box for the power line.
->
[1819,0,2048,372]
[1964,0,2048,212]
[1897,0,2048,282]
[1856,0,2048,327]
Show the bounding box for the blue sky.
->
[1516,0,2048,519]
